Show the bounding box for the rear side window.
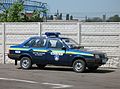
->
[24,38,46,48]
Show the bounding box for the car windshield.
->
[62,38,79,48]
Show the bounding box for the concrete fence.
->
[0,22,120,68]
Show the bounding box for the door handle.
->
[29,49,33,52]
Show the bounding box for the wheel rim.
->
[75,62,83,71]
[22,59,30,69]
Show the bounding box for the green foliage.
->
[107,15,120,22]
[85,15,120,22]
[7,2,24,22]
[0,3,9,22]
[0,1,24,22]
[0,1,48,22]
[0,13,7,22]
[20,13,29,22]
[86,17,103,22]
[41,9,48,14]
[30,10,41,22]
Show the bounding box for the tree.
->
[30,10,41,22]
[41,9,48,21]
[0,3,9,21]
[20,13,29,22]
[7,1,24,22]
[0,1,48,22]
[86,17,103,22]
[70,15,73,20]
[107,15,120,22]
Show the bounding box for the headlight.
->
[95,54,100,59]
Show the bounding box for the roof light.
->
[45,32,61,37]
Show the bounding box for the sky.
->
[43,0,119,12]
[36,0,120,17]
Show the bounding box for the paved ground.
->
[0,64,120,89]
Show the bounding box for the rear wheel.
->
[73,60,86,73]
[36,64,46,69]
[20,57,32,69]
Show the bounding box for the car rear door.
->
[24,38,48,64]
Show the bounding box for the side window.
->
[24,39,36,47]
[48,39,63,49]
[32,38,46,48]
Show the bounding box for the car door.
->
[26,38,48,64]
[46,38,69,65]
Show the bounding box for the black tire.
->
[36,64,46,69]
[73,60,86,73]
[20,57,32,69]
[88,66,98,71]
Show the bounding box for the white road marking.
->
[42,82,73,89]
[0,78,38,84]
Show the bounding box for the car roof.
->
[29,32,69,39]
[29,36,69,39]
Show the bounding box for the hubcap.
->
[75,62,83,71]
[22,60,29,68]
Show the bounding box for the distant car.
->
[8,32,108,73]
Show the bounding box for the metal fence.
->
[0,22,120,68]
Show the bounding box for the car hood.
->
[75,48,105,55]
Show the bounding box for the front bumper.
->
[86,57,108,67]
[95,57,108,65]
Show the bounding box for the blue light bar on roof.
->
[45,32,61,37]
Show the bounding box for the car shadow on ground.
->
[84,69,115,73]
[45,67,115,73]
[18,66,115,74]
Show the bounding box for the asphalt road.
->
[0,64,120,89]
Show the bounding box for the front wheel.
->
[73,60,86,73]
[20,57,32,69]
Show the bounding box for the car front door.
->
[46,38,69,65]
